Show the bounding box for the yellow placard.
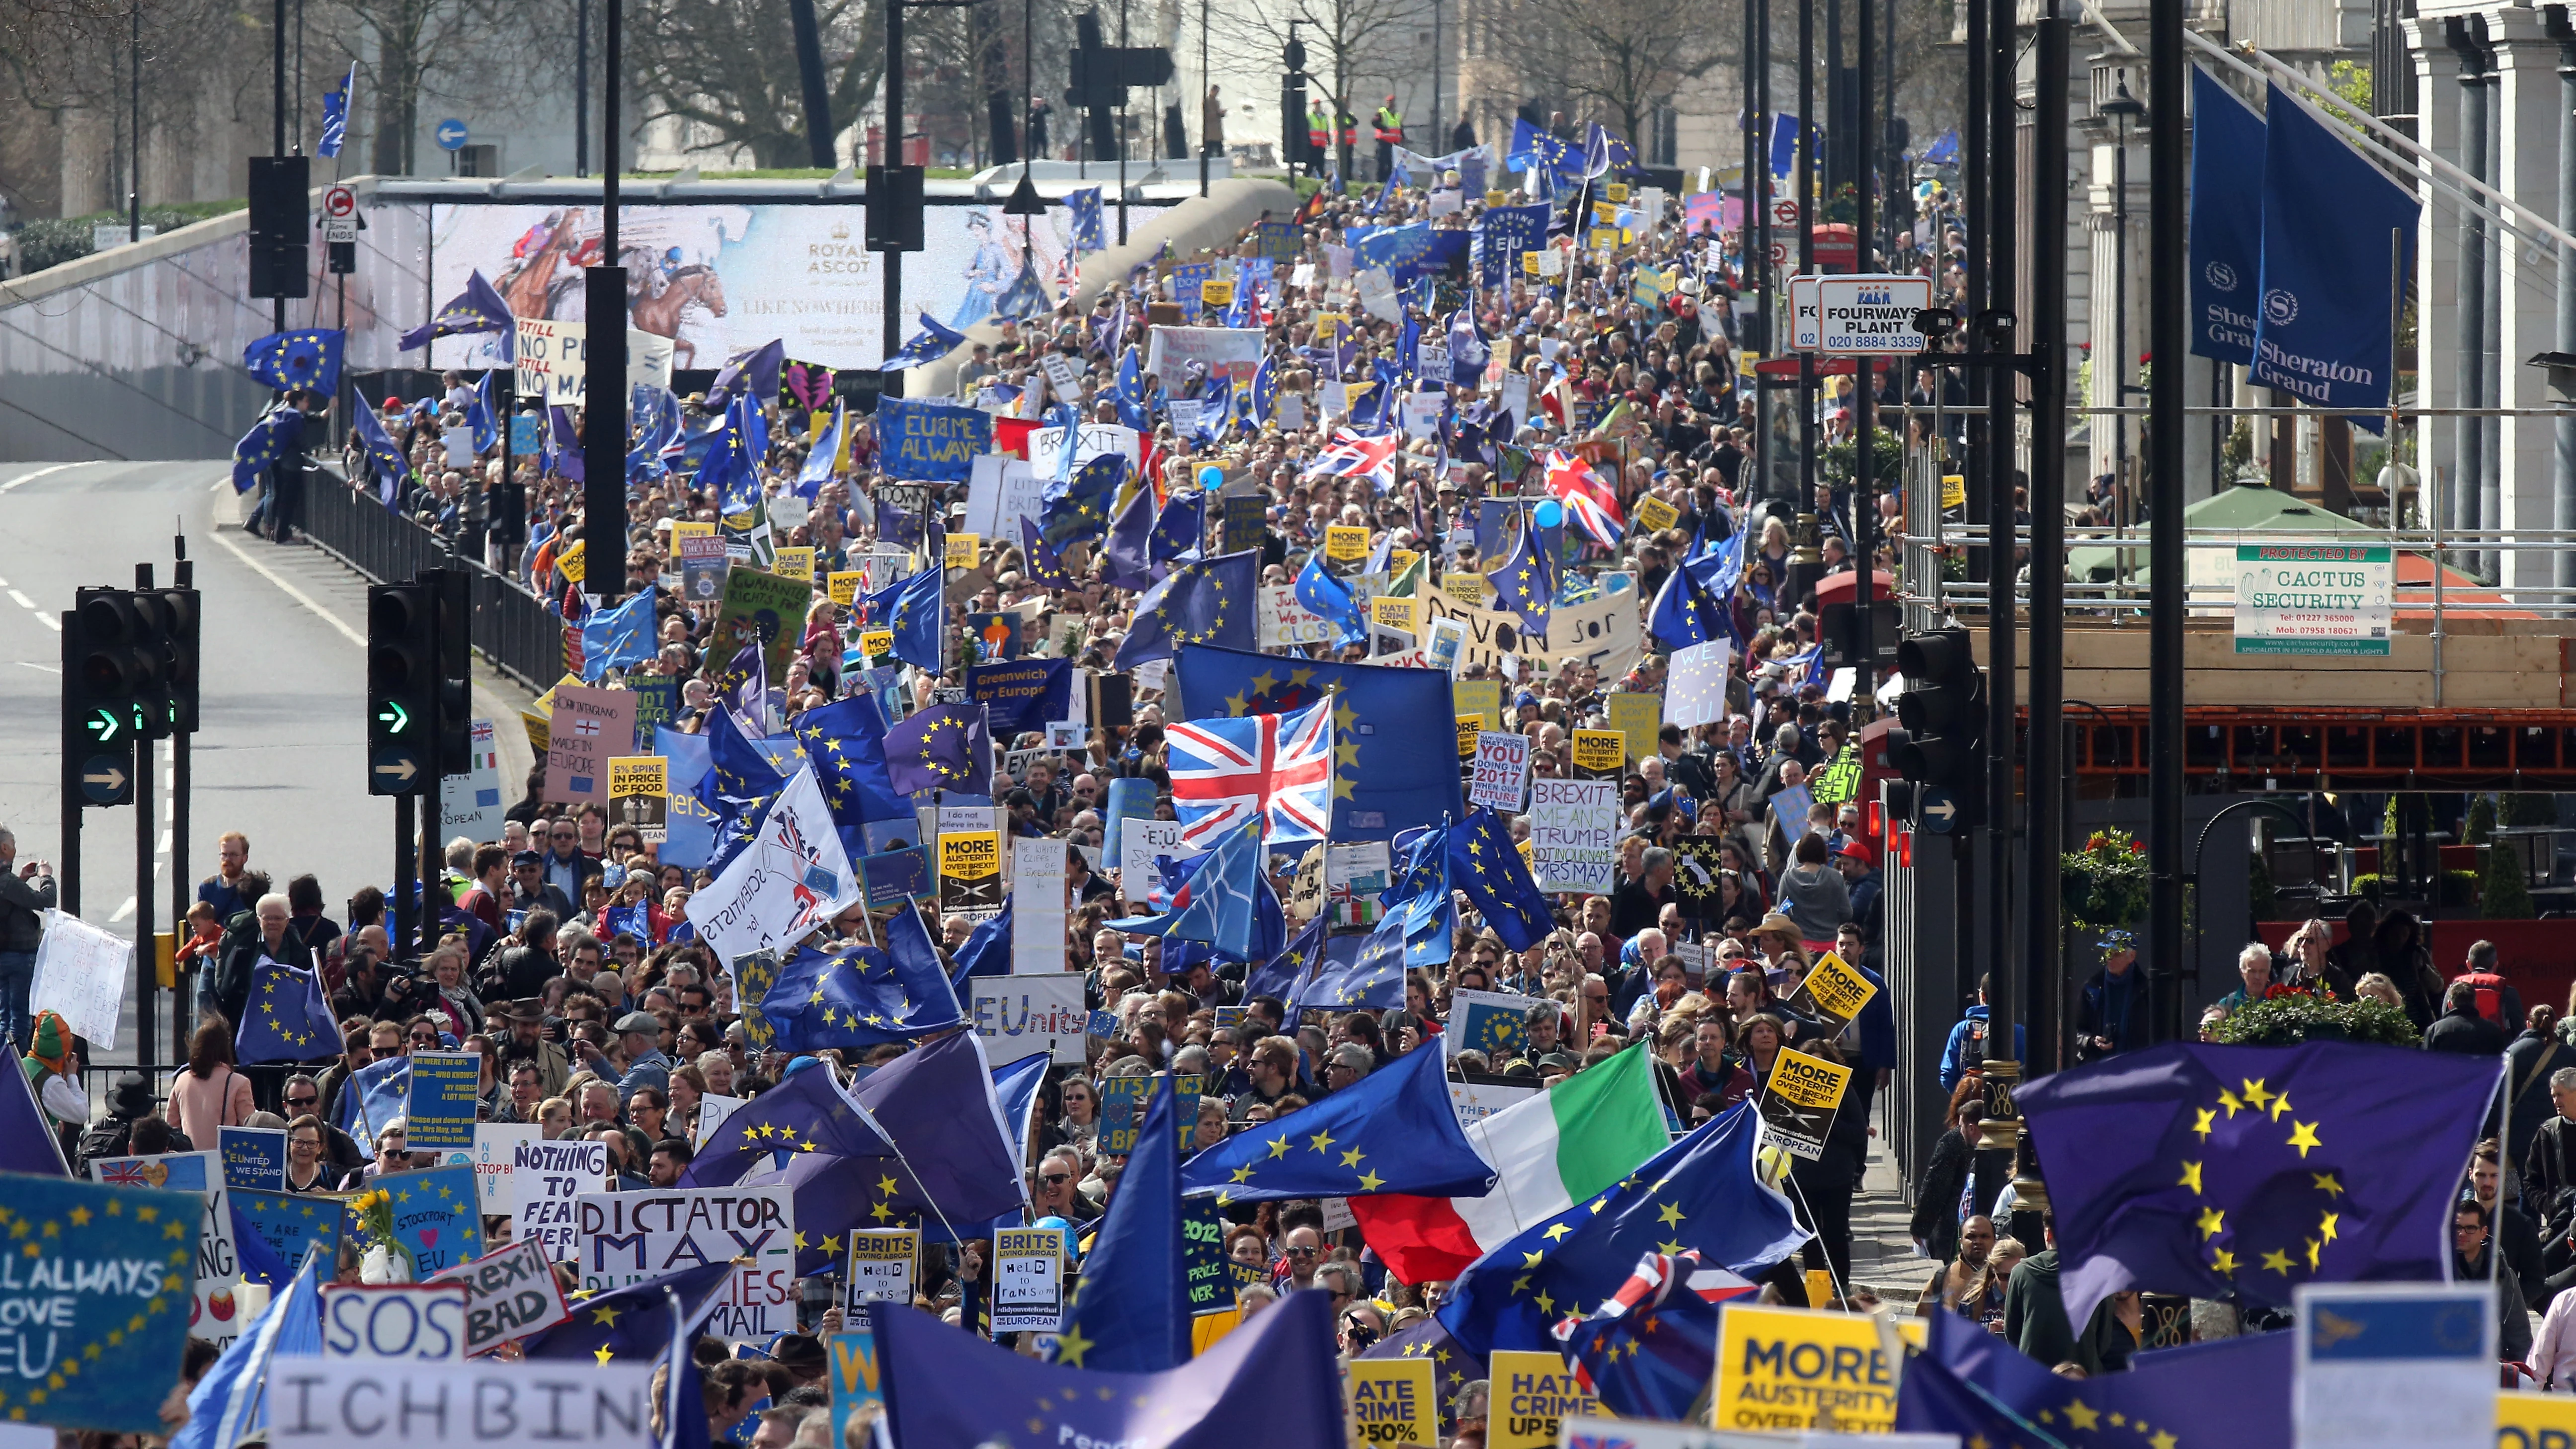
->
[1592,202,1618,226]
[1456,715,1482,759]
[1633,494,1681,535]
[1201,278,1237,308]
[1347,1359,1436,1446]
[1485,189,1511,208]
[944,533,981,569]
[1191,1309,1241,1357]
[2501,1389,2576,1443]
[772,545,816,583]
[1324,525,1371,563]
[608,755,667,800]
[1389,549,1419,574]
[1738,351,1763,378]
[555,539,587,584]
[940,832,1002,891]
[1569,730,1626,775]
[1587,228,1619,253]
[1941,474,1967,510]
[859,629,895,658]
[1522,252,1541,275]
[1489,1351,1597,1449]
[1606,692,1661,761]
[1370,596,1420,636]
[668,520,717,546]
[1804,1269,1836,1308]
[827,571,867,607]
[1605,182,1630,203]
[1793,950,1880,1028]
[1452,679,1503,728]
[1313,313,1348,343]
[1710,1304,1924,1434]
[1442,572,1488,608]
[1769,1045,1854,1113]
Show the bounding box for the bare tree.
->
[628,0,887,167]
[1490,0,1729,156]
[1208,0,1419,175]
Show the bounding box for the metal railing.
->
[298,471,567,690]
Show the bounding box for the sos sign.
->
[320,1284,470,1362]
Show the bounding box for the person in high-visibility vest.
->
[1372,94,1404,181]
[1306,99,1331,176]
[1335,102,1360,180]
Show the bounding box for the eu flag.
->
[1648,548,1729,648]
[1438,1097,1807,1357]
[243,328,345,395]
[876,1286,1341,1449]
[1896,1304,2293,1449]
[1292,552,1367,644]
[1112,549,1261,669]
[1181,1040,1495,1207]
[1557,1250,1755,1422]
[1038,452,1127,549]
[694,703,787,815]
[520,1260,733,1364]
[1450,805,1557,950]
[705,338,787,412]
[883,316,966,371]
[1021,517,1073,587]
[1100,481,1161,591]
[1066,186,1107,251]
[349,398,407,497]
[1292,916,1409,1008]
[579,589,658,681]
[948,897,1012,988]
[1151,489,1204,562]
[316,64,355,158]
[333,1052,409,1156]
[1359,1316,1478,1436]
[231,407,305,493]
[235,956,336,1064]
[1053,1076,1191,1371]
[1176,644,1465,842]
[882,703,991,796]
[2016,1041,2502,1329]
[398,269,513,352]
[862,561,944,672]
[759,907,962,1052]
[1241,910,1325,1004]
[792,695,913,827]
[1484,516,1555,637]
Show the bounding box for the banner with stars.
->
[2017,1041,2503,1330]
[381,1164,484,1277]
[1174,644,1465,842]
[0,1172,204,1434]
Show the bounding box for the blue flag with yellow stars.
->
[317,64,355,157]
[242,327,344,395]
[1648,545,1730,648]
[350,399,408,498]
[1292,915,1409,1008]
[948,897,1012,990]
[1453,989,1532,1061]
[882,702,992,796]
[230,407,304,493]
[1020,516,1074,588]
[1484,514,1555,639]
[862,560,945,673]
[792,695,913,827]
[0,1174,203,1433]
[1099,480,1162,592]
[380,1163,483,1275]
[522,1259,733,1364]
[1293,552,1368,645]
[694,702,787,816]
[759,906,962,1052]
[1180,1039,1494,1207]
[1449,805,1557,950]
[1380,825,1454,968]
[231,1187,343,1276]
[1896,1303,2294,1449]
[678,1056,888,1188]
[234,956,336,1064]
[1174,643,1465,843]
[1051,1074,1191,1372]
[705,338,787,412]
[883,316,966,371]
[1066,186,1107,251]
[1359,1315,1477,1435]
[1113,549,1260,670]
[1242,910,1324,1004]
[2017,1040,2504,1330]
[1151,488,1204,562]
[578,589,658,682]
[1438,1095,1807,1358]
[1038,452,1128,549]
[398,269,513,352]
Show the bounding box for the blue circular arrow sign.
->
[434,118,469,151]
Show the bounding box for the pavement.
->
[1850,1130,1929,1308]
[0,460,535,1089]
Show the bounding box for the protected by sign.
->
[2232,545,2392,655]
[1757,1046,1853,1161]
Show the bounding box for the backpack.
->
[1958,1016,1991,1077]
[2462,970,2508,1024]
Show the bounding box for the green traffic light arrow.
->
[377,701,411,733]
[83,708,120,743]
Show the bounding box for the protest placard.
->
[1757,1046,1853,1161]
[31,908,129,1049]
[0,1174,203,1432]
[1419,587,1643,681]
[544,685,636,805]
[1666,641,1733,728]
[405,1050,482,1151]
[1489,1350,1597,1449]
[1011,836,1067,972]
[514,1139,609,1260]
[1783,951,1878,1033]
[266,1359,656,1449]
[1258,584,1337,646]
[1708,1304,1922,1433]
[1453,679,1503,727]
[472,1124,540,1216]
[830,1328,885,1448]
[1325,524,1371,562]
[1770,782,1817,845]
[218,1125,287,1191]
[1349,1360,1437,1445]
[1808,744,1862,806]
[877,397,993,482]
[1605,693,1661,762]
[234,1187,344,1273]
[1634,494,1681,534]
[991,1225,1067,1333]
[694,1095,745,1150]
[1026,421,1142,480]
[843,1229,919,1311]
[577,1187,798,1338]
[1469,731,1530,812]
[770,545,816,583]
[608,756,668,842]
[972,976,1086,1065]
[1446,989,1541,1061]
[321,1284,470,1361]
[1568,729,1626,777]
[939,830,1003,917]
[1120,818,1194,905]
[441,718,507,844]
[430,1239,572,1356]
[1527,780,1616,893]
[385,1164,483,1276]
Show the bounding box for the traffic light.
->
[62,589,150,806]
[367,582,436,796]
[1889,626,1985,832]
[428,568,473,780]
[147,585,199,736]
[245,156,310,300]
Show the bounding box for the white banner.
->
[1257,584,1337,647]
[972,975,1087,1065]
[1666,640,1733,728]
[689,767,863,968]
[1419,585,1643,682]
[1029,422,1141,479]
[1011,836,1068,973]
[320,1284,470,1362]
[31,908,129,1050]
[1528,779,1618,893]
[963,455,1047,544]
[575,1186,799,1339]
[1144,326,1266,400]
[509,318,679,403]
[266,1359,656,1449]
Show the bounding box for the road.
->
[0,460,528,1079]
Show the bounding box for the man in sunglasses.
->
[279,1072,367,1174]
[508,851,575,917]
[1030,1146,1098,1227]
[1278,1225,1324,1292]
[540,819,596,906]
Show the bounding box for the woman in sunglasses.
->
[1046,1077,1099,1150]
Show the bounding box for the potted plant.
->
[2209,986,2420,1047]
[2064,827,2150,931]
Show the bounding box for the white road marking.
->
[110,895,135,923]
[30,612,57,632]
[209,528,366,647]
[0,463,85,496]
[6,591,33,610]
[14,661,58,674]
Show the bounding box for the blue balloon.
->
[1533,499,1564,529]
[1198,466,1224,487]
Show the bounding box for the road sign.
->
[322,185,356,219]
[1917,789,1959,833]
[78,756,129,806]
[1770,198,1799,228]
[372,748,423,791]
[1768,241,1789,266]
[1812,273,1934,355]
[434,119,468,151]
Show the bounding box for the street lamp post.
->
[2101,76,2144,538]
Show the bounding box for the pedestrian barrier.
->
[298,471,564,691]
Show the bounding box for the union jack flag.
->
[1556,1249,1757,1420]
[1545,448,1626,548]
[1166,698,1335,845]
[1301,428,1400,488]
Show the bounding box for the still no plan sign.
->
[1806,274,1932,355]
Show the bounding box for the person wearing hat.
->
[493,996,571,1099]
[2076,931,2146,1063]
[1833,838,1881,943]
[594,1009,676,1101]
[508,848,575,918]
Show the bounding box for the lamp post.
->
[2100,75,2144,534]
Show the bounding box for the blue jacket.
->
[1938,1005,2026,1092]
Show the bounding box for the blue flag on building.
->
[1112,549,1261,669]
[230,407,304,493]
[882,702,992,796]
[883,316,966,371]
[522,1260,734,1363]
[760,907,963,1052]
[1052,1076,1191,1371]
[705,338,787,411]
[861,560,945,672]
[1175,644,1464,842]
[2016,1040,2501,1330]
[2249,84,2415,431]
[2188,68,2266,366]
[1038,452,1128,549]
[1182,1039,1492,1206]
[235,956,336,1064]
[578,589,658,681]
[1439,1097,1806,1357]
[398,269,513,352]
[1898,1305,2293,1448]
[317,65,355,158]
[243,328,344,395]
[873,1285,1341,1449]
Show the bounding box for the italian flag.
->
[1350,1045,1672,1284]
